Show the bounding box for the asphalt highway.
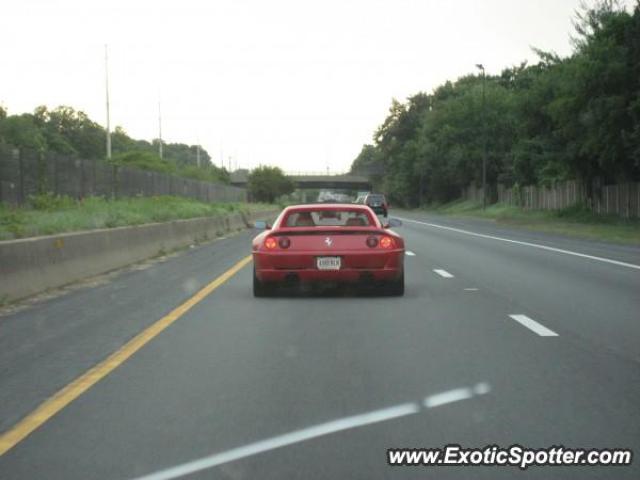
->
[0,211,638,479]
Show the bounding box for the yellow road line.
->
[0,255,253,457]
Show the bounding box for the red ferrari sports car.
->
[252,204,405,296]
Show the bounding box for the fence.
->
[0,144,246,205]
[463,180,640,218]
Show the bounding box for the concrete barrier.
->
[0,209,279,302]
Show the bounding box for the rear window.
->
[366,194,385,202]
[284,210,373,227]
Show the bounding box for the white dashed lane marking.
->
[433,269,454,278]
[509,314,558,337]
[405,251,416,256]
[423,383,491,409]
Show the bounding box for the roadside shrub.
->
[0,204,26,238]
[27,193,75,211]
[554,203,609,223]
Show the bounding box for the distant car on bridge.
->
[252,204,404,297]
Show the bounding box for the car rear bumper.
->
[256,267,402,284]
[253,250,403,284]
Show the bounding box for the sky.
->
[0,0,608,173]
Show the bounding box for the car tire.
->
[253,268,272,297]
[386,271,404,296]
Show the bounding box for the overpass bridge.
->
[230,172,371,191]
[287,174,370,190]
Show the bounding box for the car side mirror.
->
[384,218,402,228]
[254,220,271,230]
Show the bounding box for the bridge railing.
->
[285,171,350,176]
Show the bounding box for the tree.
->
[43,106,105,159]
[110,151,177,174]
[32,105,76,154]
[0,114,47,150]
[248,166,294,203]
[349,1,640,206]
[1,103,230,186]
[350,144,380,174]
[111,126,138,154]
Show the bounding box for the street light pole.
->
[104,45,111,160]
[158,100,163,159]
[476,63,487,209]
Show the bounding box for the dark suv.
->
[364,193,388,217]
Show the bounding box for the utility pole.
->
[158,100,163,159]
[476,63,487,209]
[196,144,201,168]
[104,45,111,159]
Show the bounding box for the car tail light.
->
[366,236,378,248]
[379,236,394,249]
[278,237,291,249]
[264,237,277,249]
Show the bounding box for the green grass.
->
[422,200,640,245]
[0,195,273,240]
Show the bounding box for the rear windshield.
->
[284,210,373,227]
[367,194,385,202]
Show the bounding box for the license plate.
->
[316,256,341,270]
